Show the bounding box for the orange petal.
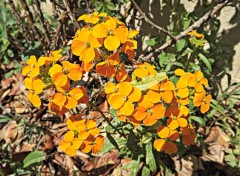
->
[52,93,66,106]
[105,82,115,94]
[65,145,77,156]
[177,118,188,128]
[104,36,120,51]
[182,134,196,146]
[164,141,177,154]
[161,90,173,103]
[65,96,78,109]
[27,92,41,107]
[88,33,102,48]
[174,69,185,76]
[113,26,128,43]
[119,101,134,116]
[133,68,148,78]
[138,95,154,109]
[86,119,97,129]
[27,55,37,65]
[152,104,165,119]
[49,64,63,77]
[92,23,108,38]
[146,90,161,103]
[104,18,116,30]
[64,131,75,142]
[81,47,95,62]
[143,114,157,126]
[92,135,104,154]
[69,87,84,100]
[157,126,170,139]
[168,130,179,141]
[71,40,84,56]
[117,82,133,96]
[22,65,32,76]
[108,94,125,109]
[33,79,44,94]
[24,77,33,89]
[59,140,71,152]
[200,102,210,114]
[153,139,166,152]
[167,119,179,130]
[29,67,40,77]
[133,107,147,121]
[128,30,139,38]
[128,87,142,102]
[177,88,189,98]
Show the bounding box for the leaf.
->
[123,156,142,176]
[145,37,159,46]
[98,136,126,155]
[189,116,206,126]
[142,166,150,176]
[146,142,157,172]
[106,2,116,11]
[158,52,176,67]
[198,53,212,72]
[0,115,12,123]
[23,150,45,168]
[176,39,186,51]
[132,72,167,91]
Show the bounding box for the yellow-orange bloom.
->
[71,29,102,62]
[153,126,179,154]
[193,91,212,113]
[22,56,45,77]
[78,12,107,24]
[108,82,142,116]
[133,62,157,79]
[188,70,209,92]
[49,61,83,87]
[24,77,44,107]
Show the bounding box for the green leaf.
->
[176,39,186,51]
[198,53,212,72]
[4,70,14,79]
[142,166,150,176]
[189,116,206,126]
[123,156,142,176]
[99,137,126,155]
[158,52,176,67]
[23,150,45,168]
[106,2,116,11]
[146,142,157,172]
[132,72,166,91]
[145,37,159,46]
[0,115,12,123]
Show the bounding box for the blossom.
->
[181,125,196,146]
[108,82,142,116]
[193,91,212,113]
[188,70,209,93]
[22,55,46,77]
[78,12,107,24]
[49,61,83,87]
[24,77,44,107]
[133,62,157,78]
[187,30,204,39]
[154,126,179,154]
[71,29,102,62]
[133,103,165,126]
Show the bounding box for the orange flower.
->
[193,91,212,113]
[188,70,209,93]
[175,70,193,98]
[92,17,128,51]
[24,77,44,107]
[181,125,196,146]
[49,61,83,87]
[166,106,189,130]
[108,82,142,116]
[133,62,157,79]
[153,126,179,154]
[187,30,204,39]
[22,56,46,77]
[78,12,107,24]
[133,103,165,126]
[71,29,102,62]
[51,86,84,110]
[96,61,116,78]
[59,131,82,156]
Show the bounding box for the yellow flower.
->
[78,12,107,24]
[22,55,46,77]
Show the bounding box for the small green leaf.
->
[158,52,176,67]
[146,142,157,172]
[145,37,159,46]
[142,166,150,176]
[99,137,126,155]
[132,72,167,91]
[189,116,206,126]
[106,2,116,11]
[23,150,45,168]
[0,115,12,123]
[198,53,212,72]
[176,39,186,51]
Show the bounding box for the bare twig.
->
[50,0,66,11]
[144,0,230,60]
[34,0,51,44]
[5,0,33,43]
[19,0,48,53]
[62,0,80,29]
[129,0,176,40]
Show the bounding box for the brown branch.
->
[19,0,48,53]
[50,0,67,11]
[144,0,230,60]
[5,0,34,43]
[129,0,176,40]
[62,0,80,29]
[34,0,51,44]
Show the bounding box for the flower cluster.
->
[105,64,211,154]
[187,30,205,48]
[71,12,138,82]
[59,114,104,156]
[22,50,88,114]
